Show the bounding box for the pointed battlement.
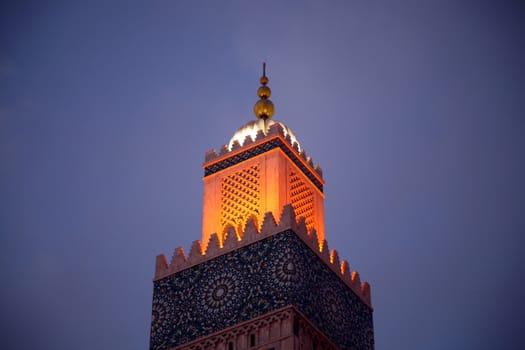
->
[203,122,324,181]
[154,204,372,308]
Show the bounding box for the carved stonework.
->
[220,164,261,238]
[290,171,315,232]
[172,306,339,350]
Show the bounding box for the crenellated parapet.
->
[154,204,372,308]
[203,122,324,188]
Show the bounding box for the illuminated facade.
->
[150,65,374,350]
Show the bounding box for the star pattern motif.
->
[150,231,374,350]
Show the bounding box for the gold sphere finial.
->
[254,62,274,120]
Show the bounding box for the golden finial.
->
[253,62,274,119]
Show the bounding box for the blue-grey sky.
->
[1,1,524,349]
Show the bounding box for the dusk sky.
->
[1,1,524,349]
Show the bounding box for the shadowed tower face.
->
[201,64,326,249]
[150,65,374,350]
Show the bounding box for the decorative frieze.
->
[204,123,324,192]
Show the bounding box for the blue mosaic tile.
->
[150,230,374,350]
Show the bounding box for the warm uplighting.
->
[228,118,301,151]
[220,164,261,241]
[202,66,324,249]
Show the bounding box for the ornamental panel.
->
[150,231,374,350]
[289,171,315,233]
[220,164,261,236]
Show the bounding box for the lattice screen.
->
[220,164,261,235]
[290,171,315,232]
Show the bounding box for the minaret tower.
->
[201,64,325,249]
[150,65,374,350]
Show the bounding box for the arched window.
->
[250,333,256,347]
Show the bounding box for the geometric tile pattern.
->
[204,137,324,193]
[150,230,374,350]
[220,164,260,236]
[290,171,315,232]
